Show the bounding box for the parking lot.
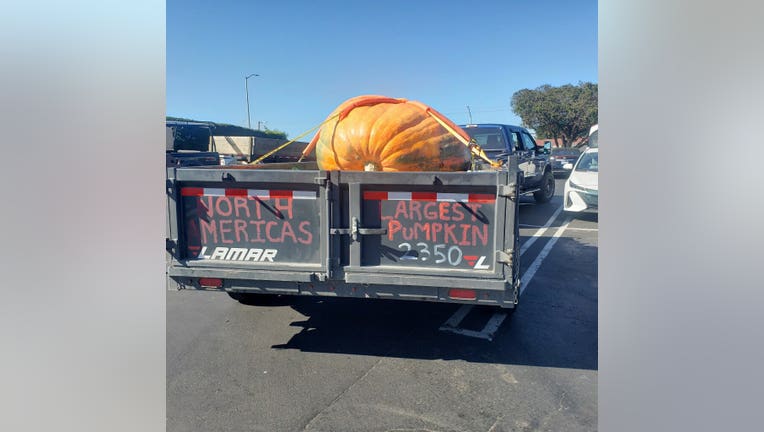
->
[167,177,598,432]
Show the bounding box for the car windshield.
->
[575,151,598,172]
[551,148,580,156]
[461,126,506,151]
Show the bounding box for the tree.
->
[510,82,597,147]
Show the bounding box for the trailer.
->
[166,158,521,308]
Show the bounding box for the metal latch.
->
[498,184,517,201]
[496,249,514,267]
[330,217,387,242]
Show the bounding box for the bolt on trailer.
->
[166,158,522,308]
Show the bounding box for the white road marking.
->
[520,217,572,295]
[520,205,563,255]
[439,309,508,341]
[564,227,598,232]
[441,304,472,328]
[439,326,493,340]
[481,312,509,339]
[523,223,596,232]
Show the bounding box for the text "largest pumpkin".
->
[309,95,472,172]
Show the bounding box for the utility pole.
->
[245,73,259,129]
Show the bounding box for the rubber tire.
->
[533,170,555,203]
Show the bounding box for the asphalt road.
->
[167,178,598,432]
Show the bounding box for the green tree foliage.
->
[510,82,597,147]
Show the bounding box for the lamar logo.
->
[197,247,278,262]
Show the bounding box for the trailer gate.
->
[167,163,520,307]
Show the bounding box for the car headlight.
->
[569,180,584,191]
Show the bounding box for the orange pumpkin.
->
[307,95,472,172]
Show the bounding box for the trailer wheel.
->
[533,170,555,203]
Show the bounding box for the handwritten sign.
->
[182,190,320,263]
[363,193,496,270]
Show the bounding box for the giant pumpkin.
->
[307,95,472,172]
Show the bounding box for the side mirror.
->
[540,142,551,154]
[563,162,574,170]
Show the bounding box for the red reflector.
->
[225,188,248,196]
[411,192,437,201]
[363,191,388,201]
[198,278,223,288]
[449,289,476,300]
[181,187,204,196]
[269,190,293,198]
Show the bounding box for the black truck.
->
[166,121,221,167]
[461,124,554,203]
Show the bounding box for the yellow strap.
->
[249,114,339,165]
[426,111,503,168]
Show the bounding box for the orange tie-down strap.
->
[299,96,502,168]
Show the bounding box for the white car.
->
[563,147,598,212]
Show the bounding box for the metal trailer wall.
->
[166,159,520,307]
[211,136,314,163]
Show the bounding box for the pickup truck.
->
[166,156,523,308]
[460,124,554,203]
[167,122,222,167]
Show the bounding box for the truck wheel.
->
[533,170,555,203]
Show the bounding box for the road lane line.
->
[479,312,508,340]
[440,304,473,329]
[439,310,508,341]
[520,217,572,295]
[520,205,563,256]
[523,224,597,232]
[440,327,490,339]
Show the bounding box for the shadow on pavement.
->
[258,237,597,371]
[568,211,598,223]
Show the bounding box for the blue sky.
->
[167,0,597,138]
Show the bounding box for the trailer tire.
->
[533,170,555,203]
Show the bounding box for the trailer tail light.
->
[448,289,477,300]
[199,278,223,288]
